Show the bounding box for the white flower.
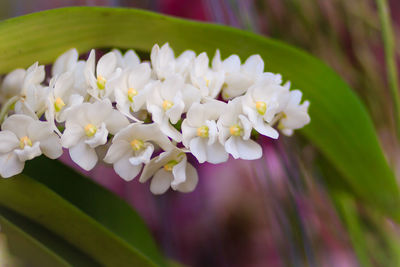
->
[151,43,196,81]
[52,48,79,76]
[84,50,120,100]
[182,101,228,163]
[212,50,267,99]
[114,63,152,120]
[112,49,140,69]
[104,123,174,181]
[276,89,310,136]
[45,72,84,130]
[0,114,62,178]
[190,52,225,99]
[0,68,26,104]
[139,148,198,195]
[14,62,49,118]
[241,77,290,139]
[146,75,200,142]
[52,48,88,97]
[217,98,262,160]
[61,99,129,171]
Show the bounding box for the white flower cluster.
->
[0,43,310,194]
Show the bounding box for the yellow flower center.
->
[163,160,179,172]
[130,139,144,151]
[255,101,267,115]
[204,77,210,87]
[96,75,106,90]
[229,124,242,136]
[19,136,32,149]
[84,124,97,137]
[127,88,138,102]
[162,100,174,111]
[197,125,209,138]
[54,97,65,112]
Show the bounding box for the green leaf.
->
[0,207,99,267]
[23,156,165,266]
[0,169,164,267]
[0,6,396,219]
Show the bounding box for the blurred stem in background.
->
[376,0,400,144]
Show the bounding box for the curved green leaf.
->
[0,172,163,267]
[23,156,164,266]
[0,207,99,267]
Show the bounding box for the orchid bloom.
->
[182,101,228,164]
[52,48,88,97]
[45,72,84,129]
[146,74,200,142]
[190,52,225,99]
[61,99,129,171]
[114,63,153,120]
[0,114,62,178]
[139,148,198,195]
[112,49,141,69]
[104,123,174,181]
[217,98,262,160]
[151,43,196,81]
[0,68,26,105]
[212,50,267,100]
[14,62,49,119]
[241,76,291,139]
[276,89,310,136]
[84,50,120,100]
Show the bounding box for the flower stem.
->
[376,0,400,141]
[0,96,19,124]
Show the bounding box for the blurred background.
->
[1,0,400,266]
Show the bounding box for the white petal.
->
[173,163,198,193]
[61,122,84,148]
[150,169,173,195]
[171,155,188,186]
[224,136,240,159]
[104,110,129,135]
[189,137,207,163]
[0,152,24,178]
[14,142,42,162]
[211,49,222,70]
[52,48,78,76]
[242,55,264,75]
[40,134,63,159]
[236,138,262,160]
[0,131,19,153]
[206,142,229,164]
[166,98,184,124]
[97,52,117,78]
[87,99,113,125]
[114,155,142,181]
[253,119,279,139]
[2,114,33,138]
[1,68,25,98]
[140,149,179,183]
[27,120,53,142]
[103,140,131,164]
[222,55,241,73]
[129,144,154,165]
[238,114,253,140]
[69,140,98,171]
